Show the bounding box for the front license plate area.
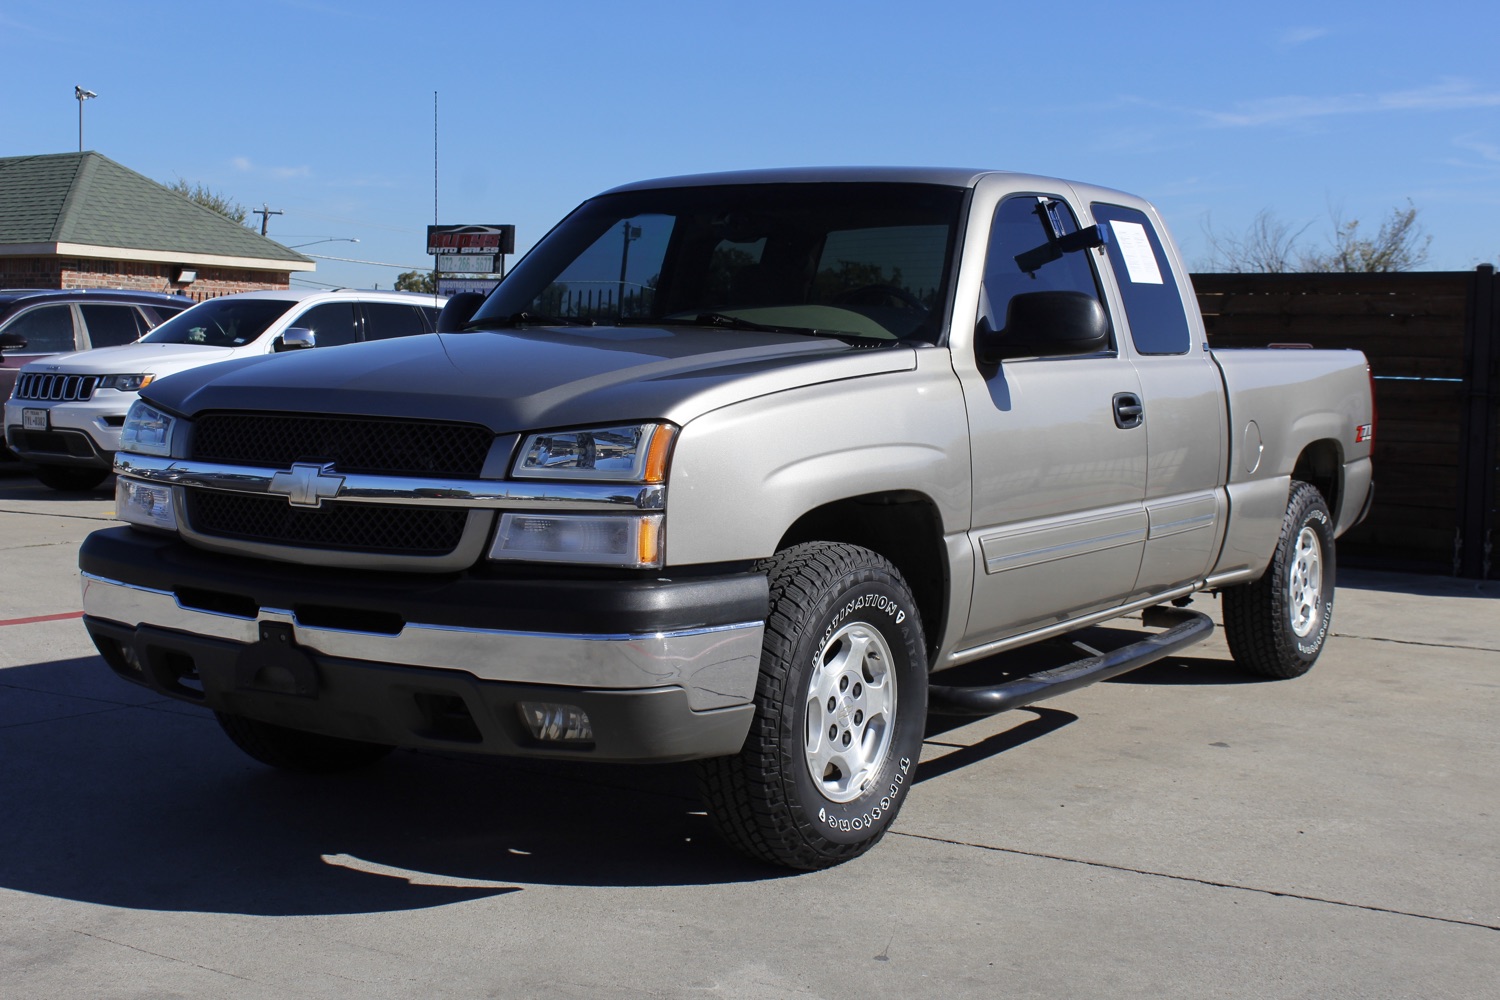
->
[23,408,48,431]
[234,621,321,697]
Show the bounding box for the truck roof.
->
[600,166,1133,198]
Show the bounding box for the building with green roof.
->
[0,152,314,300]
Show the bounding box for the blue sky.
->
[4,0,1497,290]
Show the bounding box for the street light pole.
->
[75,86,97,152]
[287,238,360,249]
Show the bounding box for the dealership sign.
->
[436,277,502,296]
[427,224,515,255]
[436,254,496,274]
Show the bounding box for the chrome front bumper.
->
[81,572,764,713]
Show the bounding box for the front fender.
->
[664,350,970,566]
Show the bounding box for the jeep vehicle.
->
[0,288,191,460]
[78,169,1374,869]
[5,288,443,489]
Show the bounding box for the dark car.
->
[0,289,192,459]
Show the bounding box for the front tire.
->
[215,712,394,773]
[697,542,928,870]
[1222,481,1336,678]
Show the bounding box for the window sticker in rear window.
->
[1110,221,1163,285]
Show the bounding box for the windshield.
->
[140,298,291,347]
[473,182,966,343]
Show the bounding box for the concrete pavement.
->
[2,467,1496,999]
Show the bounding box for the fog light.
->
[518,701,594,742]
[116,478,176,530]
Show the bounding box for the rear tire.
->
[1222,481,1335,678]
[215,712,394,773]
[697,542,927,870]
[34,464,108,491]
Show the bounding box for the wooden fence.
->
[1193,267,1499,578]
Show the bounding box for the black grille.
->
[190,413,493,478]
[187,491,469,555]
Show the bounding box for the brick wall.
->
[0,256,291,300]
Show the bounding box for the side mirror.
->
[436,292,486,333]
[275,327,316,352]
[975,290,1109,364]
[0,331,27,355]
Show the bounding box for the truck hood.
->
[143,325,917,432]
[24,342,238,375]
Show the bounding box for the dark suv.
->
[0,290,192,459]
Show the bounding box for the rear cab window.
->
[1091,203,1192,355]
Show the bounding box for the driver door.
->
[958,193,1148,647]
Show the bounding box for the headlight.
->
[513,423,675,482]
[98,374,154,392]
[118,400,176,456]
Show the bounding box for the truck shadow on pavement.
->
[2,626,1265,916]
[0,655,781,917]
[915,623,1265,779]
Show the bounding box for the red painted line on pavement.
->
[0,611,85,627]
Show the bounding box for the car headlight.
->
[495,423,676,568]
[118,400,177,456]
[98,373,154,392]
[513,423,675,482]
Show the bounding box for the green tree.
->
[395,270,436,293]
[166,178,249,226]
[1301,201,1432,273]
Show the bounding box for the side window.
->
[289,302,358,348]
[2,305,77,353]
[80,304,148,348]
[981,196,1108,351]
[361,302,431,341]
[1091,203,1192,355]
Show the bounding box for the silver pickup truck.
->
[79,168,1374,869]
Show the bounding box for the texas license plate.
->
[22,408,48,431]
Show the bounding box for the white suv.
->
[4,288,445,490]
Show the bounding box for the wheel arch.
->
[777,490,949,664]
[1290,438,1343,523]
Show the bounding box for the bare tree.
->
[1202,209,1311,272]
[1199,200,1431,273]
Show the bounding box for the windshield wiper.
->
[682,313,896,345]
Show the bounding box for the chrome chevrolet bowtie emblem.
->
[268,463,345,508]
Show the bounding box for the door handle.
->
[1113,392,1144,429]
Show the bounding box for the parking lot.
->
[1,465,1497,999]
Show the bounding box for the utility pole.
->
[75,86,97,152]
[252,204,283,236]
